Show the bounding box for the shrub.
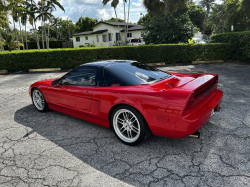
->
[90,44,96,47]
[79,45,86,48]
[3,41,66,50]
[211,31,250,61]
[0,43,231,71]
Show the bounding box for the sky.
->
[10,0,224,31]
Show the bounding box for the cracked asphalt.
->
[0,63,250,186]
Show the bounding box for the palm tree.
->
[52,17,60,40]
[27,0,40,49]
[11,7,20,50]
[199,0,215,14]
[46,0,64,48]
[2,31,23,51]
[36,0,53,49]
[22,0,30,50]
[102,0,121,45]
[17,4,26,50]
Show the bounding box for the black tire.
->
[111,105,151,146]
[32,88,49,112]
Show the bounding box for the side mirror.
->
[52,79,60,86]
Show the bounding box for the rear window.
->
[104,62,171,87]
[131,39,141,43]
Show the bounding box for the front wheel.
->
[32,88,49,112]
[111,105,150,146]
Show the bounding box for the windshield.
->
[104,62,172,87]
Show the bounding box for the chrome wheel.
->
[32,90,45,111]
[113,109,141,143]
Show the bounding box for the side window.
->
[85,36,88,40]
[104,68,127,87]
[60,66,103,87]
[76,37,80,42]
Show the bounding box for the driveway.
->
[0,63,249,186]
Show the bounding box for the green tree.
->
[143,0,189,16]
[75,16,98,33]
[188,3,207,31]
[199,0,215,14]
[210,3,227,33]
[142,13,195,44]
[105,17,124,22]
[137,13,151,26]
[46,0,65,48]
[60,19,75,41]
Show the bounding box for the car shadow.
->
[14,104,221,186]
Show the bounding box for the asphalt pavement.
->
[0,63,249,186]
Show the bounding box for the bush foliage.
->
[211,31,250,61]
[3,41,65,51]
[0,43,231,71]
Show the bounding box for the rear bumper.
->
[152,89,223,138]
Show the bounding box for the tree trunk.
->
[127,0,131,42]
[34,20,40,50]
[47,21,50,49]
[25,23,28,50]
[123,0,127,45]
[56,22,58,40]
[44,23,48,49]
[114,8,120,46]
[13,18,20,50]
[0,34,3,52]
[19,17,25,50]
[41,18,45,49]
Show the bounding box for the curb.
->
[147,62,166,66]
[29,68,61,72]
[192,60,224,65]
[0,70,8,74]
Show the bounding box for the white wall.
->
[73,23,143,48]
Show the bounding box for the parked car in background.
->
[127,38,145,46]
[193,38,206,44]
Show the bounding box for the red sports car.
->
[29,60,223,145]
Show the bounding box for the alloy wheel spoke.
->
[131,126,139,133]
[117,118,124,124]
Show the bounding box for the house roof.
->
[73,29,108,36]
[72,21,143,36]
[91,21,136,28]
[121,25,143,32]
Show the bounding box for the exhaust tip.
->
[215,107,221,112]
[188,131,200,139]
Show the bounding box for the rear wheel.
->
[32,88,49,112]
[111,105,150,146]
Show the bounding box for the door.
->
[48,66,102,117]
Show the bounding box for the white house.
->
[72,21,144,48]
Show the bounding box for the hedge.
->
[211,31,250,61]
[0,43,231,71]
[3,41,65,50]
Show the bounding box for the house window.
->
[108,33,112,41]
[141,33,144,37]
[127,33,132,37]
[76,37,80,42]
[116,33,121,41]
[96,35,99,42]
[85,36,88,40]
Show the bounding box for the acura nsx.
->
[29,60,223,145]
